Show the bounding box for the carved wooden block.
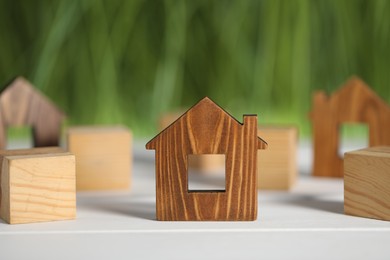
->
[344,146,390,221]
[257,126,298,190]
[0,147,76,224]
[67,126,132,191]
[0,77,65,149]
[146,97,267,221]
[310,77,390,177]
[159,111,225,172]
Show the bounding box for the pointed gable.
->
[332,77,390,109]
[311,76,390,122]
[0,76,65,126]
[146,97,267,150]
[0,76,66,149]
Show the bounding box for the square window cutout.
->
[7,126,33,149]
[187,154,226,192]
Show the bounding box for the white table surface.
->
[1,141,389,260]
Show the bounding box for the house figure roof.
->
[0,76,65,124]
[310,76,390,121]
[0,76,65,149]
[146,97,267,150]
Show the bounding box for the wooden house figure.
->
[0,77,65,149]
[310,77,390,177]
[146,97,267,221]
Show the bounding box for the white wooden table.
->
[1,141,389,260]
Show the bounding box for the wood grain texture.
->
[0,76,65,149]
[158,111,184,132]
[0,148,76,224]
[146,97,267,221]
[310,76,390,177]
[159,111,225,172]
[257,126,298,190]
[344,146,390,221]
[0,147,65,210]
[67,126,132,191]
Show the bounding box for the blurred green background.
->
[1,0,390,138]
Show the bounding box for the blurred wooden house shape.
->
[310,76,390,177]
[0,76,65,149]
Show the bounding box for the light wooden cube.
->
[67,126,132,191]
[344,146,390,221]
[0,147,76,224]
[257,126,298,190]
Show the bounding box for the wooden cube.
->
[257,126,298,190]
[344,146,390,221]
[0,147,76,224]
[67,126,132,191]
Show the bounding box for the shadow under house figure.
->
[310,76,390,178]
[146,97,267,221]
[0,76,65,149]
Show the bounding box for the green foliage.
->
[1,0,390,137]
